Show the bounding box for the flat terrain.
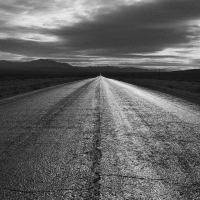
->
[0,77,200,199]
[0,76,82,100]
[112,77,200,106]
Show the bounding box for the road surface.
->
[0,77,200,199]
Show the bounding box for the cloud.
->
[0,0,200,69]
[52,0,200,55]
[0,38,62,56]
[0,0,138,29]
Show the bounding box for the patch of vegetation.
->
[110,77,200,106]
[196,87,200,93]
[0,75,83,100]
[168,85,174,89]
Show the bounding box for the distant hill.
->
[0,59,73,75]
[0,59,153,76]
[0,59,199,80]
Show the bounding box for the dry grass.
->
[130,79,200,94]
[113,77,200,105]
[0,76,82,100]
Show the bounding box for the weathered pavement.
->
[0,77,200,199]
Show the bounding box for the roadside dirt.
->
[0,76,82,100]
[113,78,200,106]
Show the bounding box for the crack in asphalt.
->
[0,174,187,191]
[2,77,199,199]
[0,79,103,198]
[87,78,102,199]
[103,79,200,199]
[0,81,92,159]
[0,187,75,194]
[0,173,192,195]
[39,81,93,127]
[0,79,103,199]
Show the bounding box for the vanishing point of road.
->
[0,77,200,199]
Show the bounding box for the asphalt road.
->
[0,77,200,199]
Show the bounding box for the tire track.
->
[39,80,93,127]
[87,78,102,199]
[105,78,200,199]
[0,78,102,199]
[0,81,93,159]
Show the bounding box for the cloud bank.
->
[0,0,200,69]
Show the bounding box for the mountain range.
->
[0,59,199,80]
[0,59,153,76]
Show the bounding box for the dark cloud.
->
[0,0,200,68]
[0,0,52,14]
[51,0,200,55]
[0,3,21,14]
[118,54,183,59]
[0,38,64,56]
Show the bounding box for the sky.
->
[0,0,200,70]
